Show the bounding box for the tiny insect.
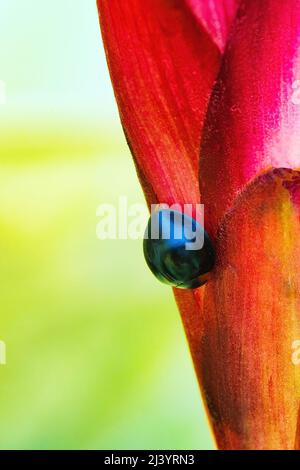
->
[143,209,215,289]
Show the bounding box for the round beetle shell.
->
[143,209,215,289]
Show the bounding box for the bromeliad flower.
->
[97,0,300,449]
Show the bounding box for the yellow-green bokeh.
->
[0,0,214,449]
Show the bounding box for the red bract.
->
[97,0,237,420]
[184,0,238,52]
[198,0,300,449]
[98,0,237,207]
[200,0,300,235]
[97,0,300,449]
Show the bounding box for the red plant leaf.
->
[200,169,300,449]
[97,0,254,449]
[196,1,300,448]
[98,0,238,207]
[200,0,300,235]
[97,0,238,375]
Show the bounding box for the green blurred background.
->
[0,0,214,449]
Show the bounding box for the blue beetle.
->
[143,209,215,289]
